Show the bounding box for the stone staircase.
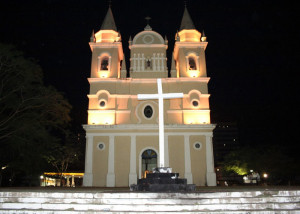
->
[0,188,300,213]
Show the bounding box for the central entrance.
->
[141,149,157,178]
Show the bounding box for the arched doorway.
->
[141,149,157,178]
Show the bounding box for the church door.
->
[141,149,157,178]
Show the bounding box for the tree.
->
[0,44,72,186]
[222,144,297,185]
[45,134,81,186]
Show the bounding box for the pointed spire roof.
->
[179,6,195,31]
[100,7,117,31]
[121,56,127,71]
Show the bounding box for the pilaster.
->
[205,134,216,186]
[106,135,115,187]
[129,135,137,185]
[83,135,93,186]
[184,135,193,184]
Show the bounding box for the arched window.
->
[100,56,109,70]
[188,57,197,70]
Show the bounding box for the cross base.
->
[130,167,196,192]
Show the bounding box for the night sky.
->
[1,0,299,148]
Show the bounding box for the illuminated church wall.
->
[83,6,217,187]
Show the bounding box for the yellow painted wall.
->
[93,136,109,186]
[168,136,185,176]
[190,135,206,186]
[115,136,130,187]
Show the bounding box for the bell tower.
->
[171,6,208,78]
[129,21,168,78]
[89,6,124,79]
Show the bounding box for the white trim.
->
[130,44,167,49]
[132,30,165,45]
[106,135,115,187]
[87,77,210,84]
[83,123,216,131]
[138,147,159,179]
[129,135,137,186]
[88,110,115,113]
[83,135,93,186]
[184,135,193,184]
[135,100,157,124]
[142,34,154,44]
[205,135,216,186]
[165,135,169,167]
[182,109,210,113]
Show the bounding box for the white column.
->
[83,135,93,186]
[152,53,156,71]
[157,53,160,71]
[129,135,137,185]
[142,54,145,71]
[206,134,216,186]
[106,135,115,187]
[160,53,164,71]
[133,53,136,71]
[66,176,70,187]
[71,175,75,187]
[158,80,164,167]
[165,134,169,167]
[184,135,193,184]
[137,53,140,71]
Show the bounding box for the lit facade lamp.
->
[201,30,207,42]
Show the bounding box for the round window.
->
[192,100,199,107]
[99,100,106,108]
[98,143,105,151]
[194,142,202,150]
[144,105,153,118]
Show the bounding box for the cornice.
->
[83,123,216,131]
[129,44,167,49]
[89,42,122,51]
[87,77,210,84]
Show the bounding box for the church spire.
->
[179,6,195,31]
[100,6,117,31]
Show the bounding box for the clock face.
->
[142,34,154,44]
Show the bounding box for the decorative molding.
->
[132,30,164,45]
[83,123,216,131]
[88,77,210,84]
[130,44,167,49]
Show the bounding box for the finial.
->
[108,0,112,7]
[184,0,187,7]
[144,16,152,31]
[176,30,180,41]
[145,16,151,24]
[201,30,207,42]
[90,29,95,42]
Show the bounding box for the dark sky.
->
[0,0,299,147]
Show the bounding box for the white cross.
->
[137,79,183,167]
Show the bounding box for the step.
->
[1,195,300,204]
[1,189,300,213]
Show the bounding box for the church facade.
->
[83,6,216,187]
